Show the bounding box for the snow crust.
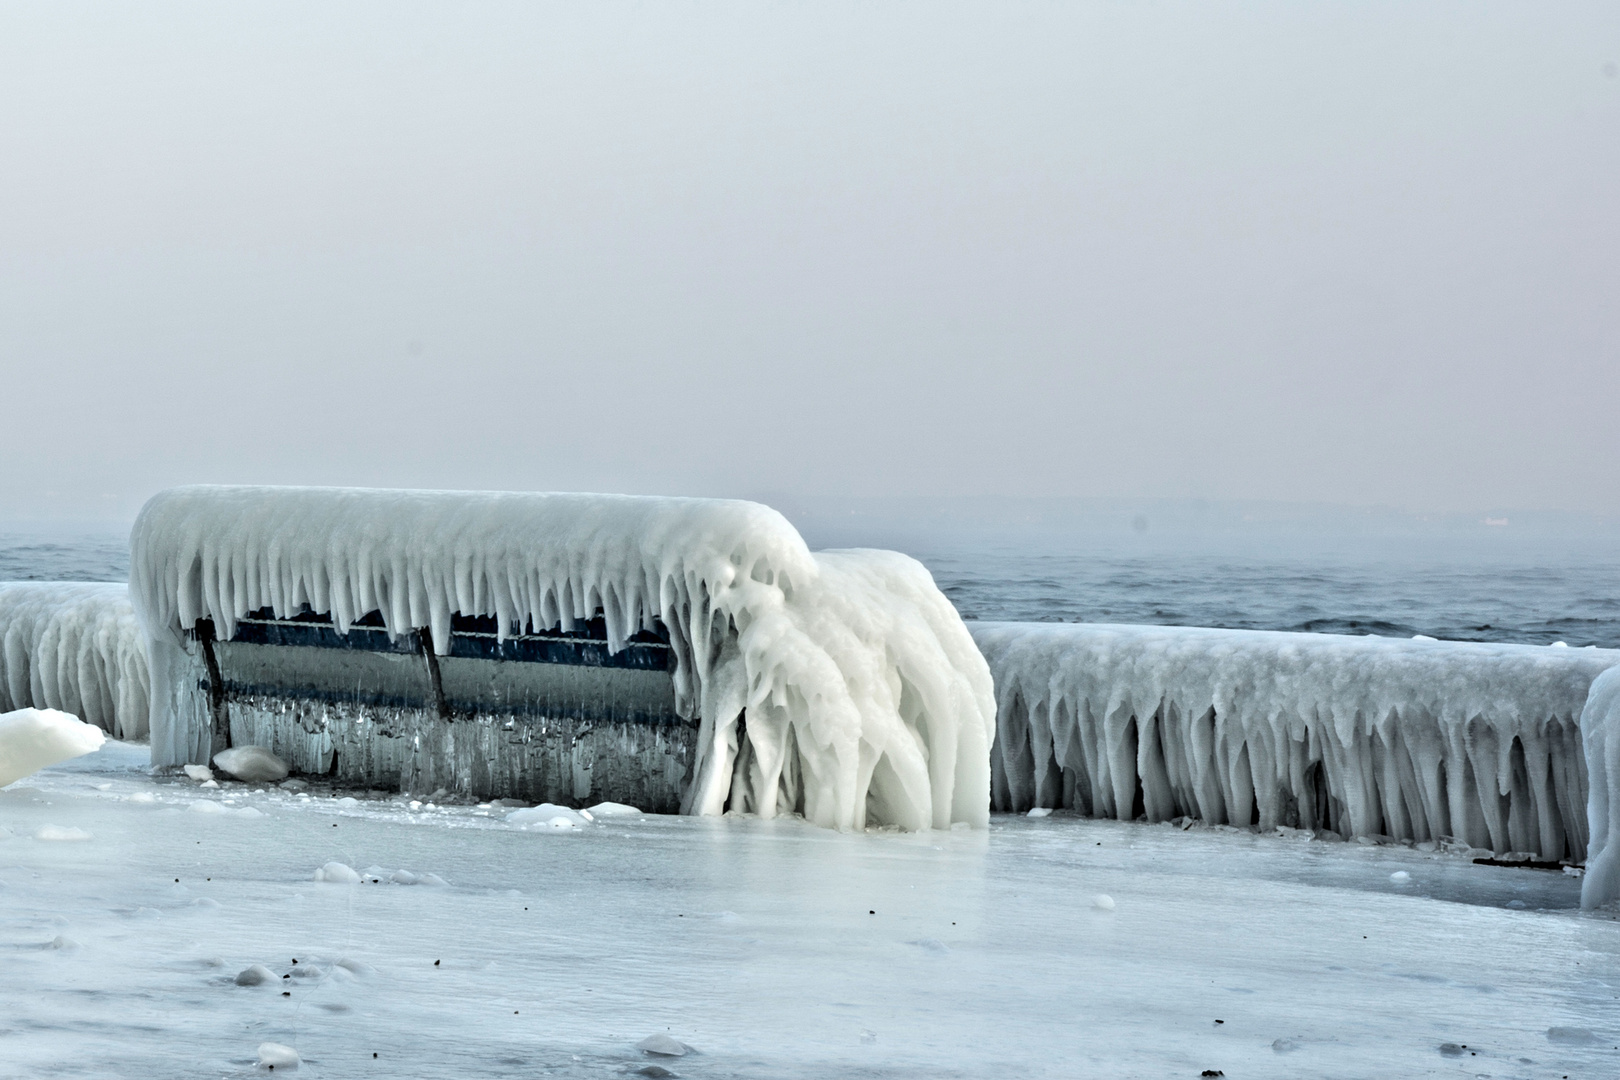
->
[0,707,107,788]
[972,622,1620,860]
[1579,666,1620,908]
[0,582,149,740]
[131,486,994,829]
[9,739,1612,1079]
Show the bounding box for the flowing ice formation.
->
[0,582,150,740]
[130,486,995,829]
[973,621,1620,862]
[1580,667,1620,907]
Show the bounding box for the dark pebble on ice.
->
[1200,1071,1224,1078]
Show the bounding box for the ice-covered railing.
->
[0,582,149,741]
[131,486,995,829]
[972,622,1620,862]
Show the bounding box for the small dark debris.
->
[636,1068,676,1079]
[869,910,875,915]
[1474,856,1563,871]
[434,959,441,966]
[1213,1019,1224,1025]
[1201,1071,1224,1078]
[281,991,290,997]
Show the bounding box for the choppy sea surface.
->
[4,526,1617,648]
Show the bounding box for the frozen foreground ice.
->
[5,743,1620,1080]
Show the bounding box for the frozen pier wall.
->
[131,486,995,828]
[0,582,149,740]
[1580,667,1620,907]
[972,621,1620,861]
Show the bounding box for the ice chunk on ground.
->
[1390,871,1411,883]
[183,764,213,782]
[256,1041,300,1068]
[0,582,149,739]
[1026,807,1052,818]
[1546,1026,1597,1044]
[235,964,276,986]
[35,824,92,841]
[636,1034,689,1056]
[47,934,80,950]
[131,486,995,831]
[507,803,588,828]
[0,708,107,788]
[587,801,643,817]
[973,622,1620,860]
[212,746,288,782]
[1091,894,1115,911]
[314,862,361,883]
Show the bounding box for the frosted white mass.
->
[256,1042,300,1068]
[507,803,588,828]
[586,801,643,817]
[235,964,276,986]
[183,764,214,782]
[972,623,1620,861]
[213,746,289,782]
[131,486,995,830]
[0,707,107,788]
[0,583,149,739]
[1579,667,1620,908]
[34,824,92,842]
[314,862,361,884]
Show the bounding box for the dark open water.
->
[4,526,1618,648]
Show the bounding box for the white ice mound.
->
[256,1042,300,1068]
[0,707,107,788]
[1580,667,1620,909]
[0,583,149,739]
[973,622,1620,860]
[213,746,289,782]
[507,803,589,829]
[314,861,361,883]
[131,486,995,830]
[587,801,643,817]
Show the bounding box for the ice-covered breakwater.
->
[0,582,149,740]
[130,486,995,829]
[973,621,1620,862]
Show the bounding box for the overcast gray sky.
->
[1,2,1616,523]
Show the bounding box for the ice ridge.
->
[0,582,149,740]
[972,621,1620,861]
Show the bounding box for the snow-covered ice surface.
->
[6,741,1620,1079]
[132,486,994,830]
[974,622,1620,861]
[0,581,149,739]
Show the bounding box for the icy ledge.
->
[131,486,995,830]
[0,582,150,740]
[972,622,1620,863]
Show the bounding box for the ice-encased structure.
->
[130,486,995,828]
[1580,667,1620,907]
[973,622,1620,861]
[0,582,150,740]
